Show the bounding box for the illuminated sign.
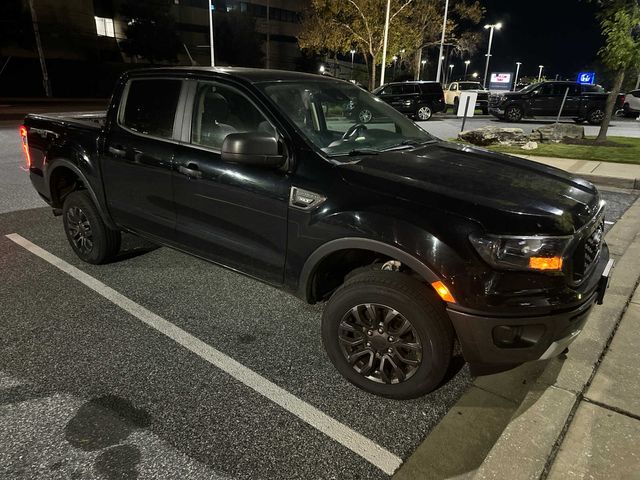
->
[577,72,596,84]
[489,72,512,91]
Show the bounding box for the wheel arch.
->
[298,238,440,304]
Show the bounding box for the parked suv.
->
[372,81,445,121]
[622,89,640,117]
[21,68,613,399]
[489,81,622,124]
[444,81,490,114]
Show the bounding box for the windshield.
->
[259,81,436,157]
[458,82,482,90]
[519,83,540,93]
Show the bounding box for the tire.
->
[587,108,605,125]
[321,271,453,399]
[416,105,432,121]
[62,190,121,264]
[482,107,489,115]
[453,97,459,113]
[358,109,372,123]
[504,105,523,122]
[573,118,585,124]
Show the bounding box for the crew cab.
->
[21,67,613,399]
[444,81,490,114]
[489,81,622,124]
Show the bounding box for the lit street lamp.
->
[514,61,522,91]
[448,64,454,84]
[482,22,502,89]
[472,72,479,79]
[538,65,544,82]
[464,60,470,79]
[319,65,325,74]
[392,55,399,79]
[350,49,356,79]
[421,59,427,80]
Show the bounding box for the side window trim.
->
[180,79,280,155]
[116,77,187,143]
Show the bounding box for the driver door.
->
[171,80,290,284]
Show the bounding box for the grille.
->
[477,92,489,101]
[488,95,502,107]
[572,218,604,282]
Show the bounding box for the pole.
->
[482,26,494,89]
[460,95,471,132]
[436,0,450,83]
[380,0,391,87]
[28,0,51,97]
[266,0,270,69]
[464,62,469,79]
[538,65,544,82]
[635,73,640,89]
[208,0,215,66]
[350,50,355,79]
[513,62,521,91]
[556,87,570,124]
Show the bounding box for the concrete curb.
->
[394,196,640,479]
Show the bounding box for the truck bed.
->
[25,111,106,130]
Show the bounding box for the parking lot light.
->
[514,62,522,91]
[482,22,503,89]
[464,60,471,79]
[538,65,544,82]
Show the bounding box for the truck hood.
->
[338,141,600,235]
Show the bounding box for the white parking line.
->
[6,233,402,476]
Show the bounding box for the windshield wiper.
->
[329,148,380,157]
[381,139,438,152]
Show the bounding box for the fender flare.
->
[47,159,118,230]
[298,237,440,303]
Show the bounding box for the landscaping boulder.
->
[521,141,538,150]
[530,123,585,143]
[458,126,529,146]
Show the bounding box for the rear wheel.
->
[62,190,121,264]
[587,108,605,125]
[321,271,453,399]
[358,109,372,123]
[416,105,433,121]
[504,105,523,122]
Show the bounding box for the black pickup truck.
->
[21,67,613,399]
[489,81,622,124]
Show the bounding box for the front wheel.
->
[321,271,453,399]
[357,109,372,123]
[587,108,605,125]
[504,105,523,122]
[62,190,121,264]
[416,105,433,121]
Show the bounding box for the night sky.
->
[465,0,603,81]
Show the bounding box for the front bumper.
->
[448,256,614,376]
[488,107,505,117]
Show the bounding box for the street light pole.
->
[538,65,544,82]
[350,49,356,80]
[448,64,454,83]
[208,0,215,66]
[266,0,270,68]
[28,0,51,96]
[380,0,391,87]
[436,0,450,83]
[513,62,522,91]
[482,22,502,89]
[421,59,427,80]
[464,60,470,79]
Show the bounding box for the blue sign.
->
[577,72,596,85]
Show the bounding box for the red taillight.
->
[20,125,31,169]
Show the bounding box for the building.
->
[0,0,309,96]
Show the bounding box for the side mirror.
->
[221,132,285,167]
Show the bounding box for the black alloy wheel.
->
[505,105,523,122]
[337,303,422,384]
[322,270,453,399]
[62,190,121,264]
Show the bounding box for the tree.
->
[592,0,640,142]
[298,0,416,90]
[119,0,181,64]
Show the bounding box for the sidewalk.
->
[395,196,640,480]
[516,154,640,190]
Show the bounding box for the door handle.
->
[178,164,202,179]
[108,145,127,157]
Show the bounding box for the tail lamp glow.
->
[20,126,31,169]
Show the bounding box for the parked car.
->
[21,67,613,399]
[622,89,640,117]
[488,81,623,124]
[444,81,490,114]
[372,81,446,121]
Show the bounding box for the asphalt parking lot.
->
[0,125,638,479]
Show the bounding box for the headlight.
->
[469,233,572,272]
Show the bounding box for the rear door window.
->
[120,79,182,138]
[402,84,418,94]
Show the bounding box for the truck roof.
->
[126,66,344,84]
